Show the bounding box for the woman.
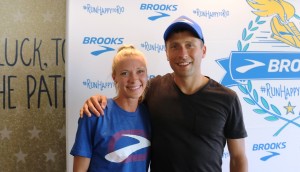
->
[70,45,151,172]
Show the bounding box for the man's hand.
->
[79,94,108,118]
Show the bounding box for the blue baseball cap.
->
[163,15,204,43]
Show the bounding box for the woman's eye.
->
[120,72,128,76]
[137,69,145,74]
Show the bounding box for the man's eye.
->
[170,45,177,49]
[186,43,193,48]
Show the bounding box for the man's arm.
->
[79,94,108,117]
[73,156,90,172]
[227,138,248,172]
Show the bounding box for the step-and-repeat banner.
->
[66,0,300,171]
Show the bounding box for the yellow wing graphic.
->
[246,0,300,48]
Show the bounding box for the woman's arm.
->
[73,156,90,172]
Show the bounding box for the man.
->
[80,16,248,172]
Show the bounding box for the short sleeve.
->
[224,95,248,139]
[70,115,98,158]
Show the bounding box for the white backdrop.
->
[66,0,300,171]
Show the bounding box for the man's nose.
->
[178,46,188,58]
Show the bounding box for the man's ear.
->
[202,45,207,59]
[165,45,170,61]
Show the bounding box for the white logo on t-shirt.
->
[105,134,151,163]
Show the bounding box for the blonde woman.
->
[71,45,151,172]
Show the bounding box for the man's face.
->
[165,31,206,78]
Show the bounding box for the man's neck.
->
[172,73,208,95]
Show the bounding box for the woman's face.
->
[113,55,147,101]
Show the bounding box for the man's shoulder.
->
[150,73,172,83]
[207,77,238,96]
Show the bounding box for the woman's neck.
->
[113,96,139,112]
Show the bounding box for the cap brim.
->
[163,22,201,41]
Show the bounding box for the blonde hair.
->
[112,45,147,76]
[111,44,148,102]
